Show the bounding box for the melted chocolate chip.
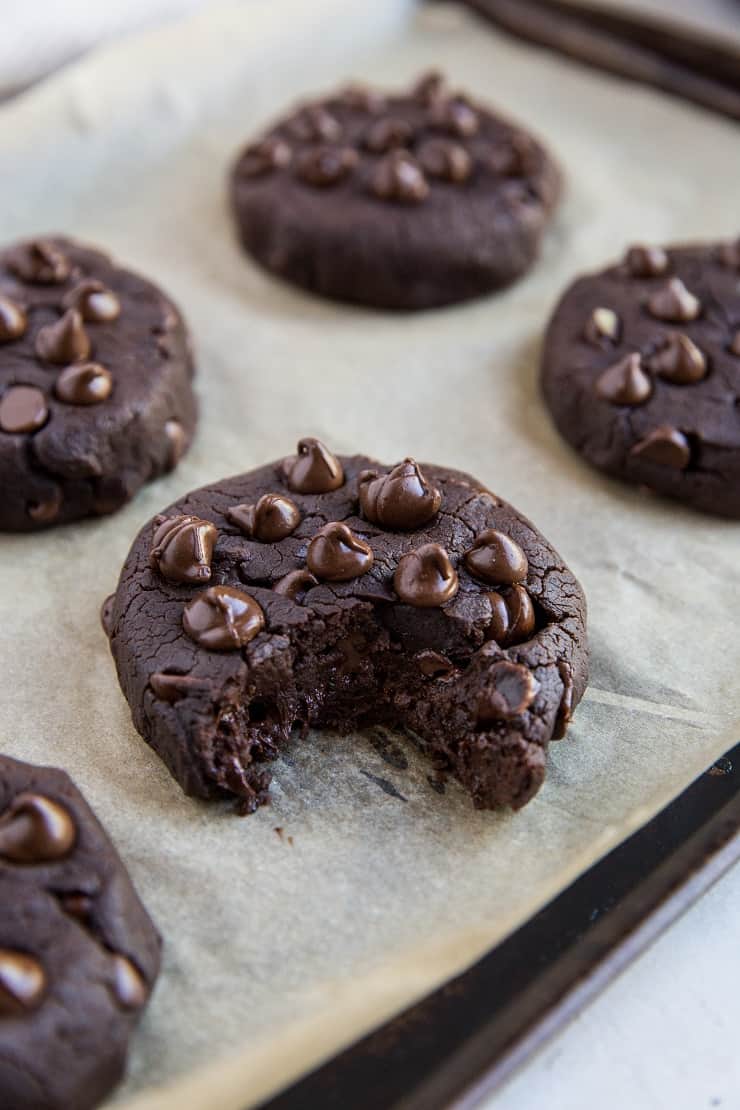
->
[485,585,535,646]
[273,569,318,601]
[430,96,479,137]
[416,650,457,678]
[584,307,620,346]
[296,146,357,187]
[150,514,218,584]
[358,458,441,530]
[27,488,62,525]
[647,278,701,322]
[59,893,94,923]
[418,139,472,183]
[164,420,186,470]
[0,386,48,434]
[0,793,76,862]
[63,280,121,323]
[464,529,528,586]
[363,117,413,153]
[283,437,344,494]
[595,352,652,405]
[183,586,265,651]
[8,240,70,285]
[112,955,147,1009]
[372,152,429,203]
[630,425,691,469]
[149,672,206,703]
[412,70,447,105]
[648,334,707,384]
[35,309,91,364]
[393,543,458,607]
[55,362,113,405]
[487,134,536,177]
[0,950,46,1015]
[731,331,740,357]
[287,106,341,143]
[226,494,300,541]
[477,661,537,722]
[625,244,669,278]
[0,295,27,343]
[341,84,388,114]
[237,137,293,178]
[307,523,374,581]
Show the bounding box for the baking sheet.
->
[1,1,739,1107]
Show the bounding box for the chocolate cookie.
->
[0,755,161,1109]
[105,440,588,814]
[0,236,196,531]
[541,239,740,517]
[230,71,560,310]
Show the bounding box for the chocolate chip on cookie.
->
[230,73,561,309]
[541,241,740,516]
[0,755,160,1110]
[0,236,197,531]
[105,440,588,815]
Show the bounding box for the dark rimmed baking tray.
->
[261,744,739,1109]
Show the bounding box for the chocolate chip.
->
[0,950,46,1015]
[412,70,447,105]
[464,529,528,586]
[625,244,669,278]
[648,334,707,384]
[183,586,265,651]
[485,585,535,646]
[0,386,48,434]
[477,661,537,723]
[630,425,691,469]
[718,238,740,269]
[553,661,574,739]
[27,488,62,525]
[307,522,374,581]
[237,137,293,178]
[282,437,344,494]
[149,672,206,703]
[8,239,70,285]
[584,306,620,346]
[35,308,91,364]
[273,569,318,602]
[429,96,479,137]
[417,139,472,183]
[416,650,457,678]
[0,295,27,343]
[358,458,441,530]
[647,278,701,322]
[164,419,186,470]
[340,84,387,114]
[150,514,218,584]
[287,106,341,143]
[372,151,429,203]
[296,145,357,187]
[112,955,147,1010]
[63,280,121,323]
[486,134,536,177]
[393,543,458,607]
[226,494,300,541]
[59,893,94,923]
[363,117,414,153]
[0,793,76,862]
[731,331,740,357]
[595,352,652,405]
[55,362,113,405]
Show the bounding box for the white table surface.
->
[486,862,740,1110]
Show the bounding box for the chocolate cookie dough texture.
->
[231,71,561,309]
[541,239,740,517]
[0,756,161,1110]
[106,439,588,815]
[0,236,197,531]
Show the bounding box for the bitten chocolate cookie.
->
[541,239,740,517]
[105,440,587,814]
[0,755,161,1110]
[230,71,560,310]
[0,236,197,531]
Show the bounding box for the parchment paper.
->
[1,2,739,1107]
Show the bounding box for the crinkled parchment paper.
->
[0,1,739,1106]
